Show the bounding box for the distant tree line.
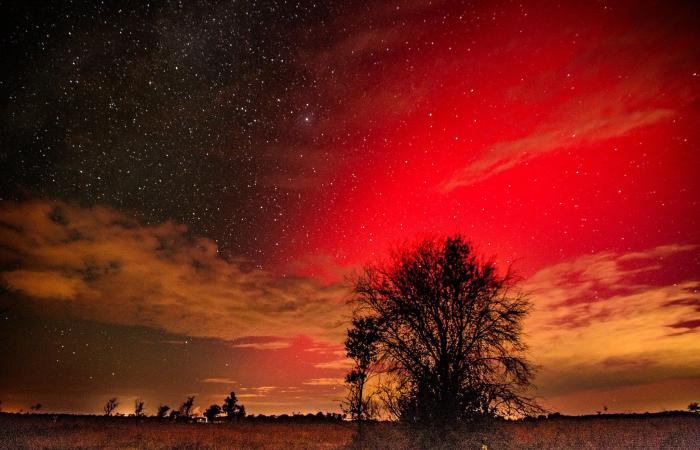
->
[99,392,247,422]
[89,392,343,423]
[2,394,698,422]
[0,392,342,422]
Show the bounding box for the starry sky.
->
[1,0,699,416]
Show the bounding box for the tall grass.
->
[1,414,698,449]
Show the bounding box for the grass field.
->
[1,414,698,449]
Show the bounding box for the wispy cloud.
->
[202,378,237,384]
[437,22,698,193]
[313,359,353,370]
[525,244,700,400]
[231,341,292,350]
[438,91,674,192]
[237,386,278,398]
[302,378,345,386]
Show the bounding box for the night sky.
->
[1,0,699,416]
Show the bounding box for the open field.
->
[1,414,699,449]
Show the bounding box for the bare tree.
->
[103,398,119,416]
[347,235,539,425]
[156,404,170,418]
[180,396,195,419]
[134,398,145,417]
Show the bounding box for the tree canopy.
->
[222,391,246,419]
[345,235,539,425]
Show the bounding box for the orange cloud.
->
[525,244,700,404]
[302,378,345,386]
[2,269,92,300]
[0,199,351,343]
[201,378,237,384]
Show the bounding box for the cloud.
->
[2,269,93,300]
[231,341,292,350]
[202,378,237,384]
[0,199,351,343]
[525,244,700,398]
[436,19,699,193]
[237,386,278,399]
[3,199,698,413]
[542,377,700,415]
[302,378,345,386]
[301,0,446,69]
[438,90,674,192]
[313,359,354,370]
[295,1,447,135]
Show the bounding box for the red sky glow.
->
[1,0,699,417]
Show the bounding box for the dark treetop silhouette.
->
[103,398,119,417]
[222,391,246,419]
[345,235,540,425]
[180,396,195,419]
[134,399,145,417]
[156,404,170,419]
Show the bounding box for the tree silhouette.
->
[346,235,539,425]
[30,403,42,413]
[156,404,170,418]
[180,396,195,419]
[222,391,246,419]
[204,404,222,422]
[134,398,145,417]
[689,402,699,413]
[343,316,381,422]
[103,398,119,416]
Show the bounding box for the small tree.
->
[156,404,170,418]
[343,317,380,422]
[204,404,222,422]
[134,398,145,417]
[222,392,245,419]
[689,402,699,413]
[180,396,195,419]
[30,403,42,413]
[103,398,119,416]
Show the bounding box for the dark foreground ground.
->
[1,413,699,449]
